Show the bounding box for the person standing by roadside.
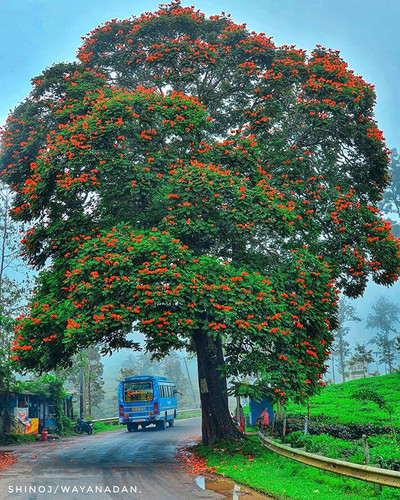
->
[257,408,269,430]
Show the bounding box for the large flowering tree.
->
[1,2,399,444]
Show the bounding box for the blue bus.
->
[118,375,178,432]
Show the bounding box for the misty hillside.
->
[286,373,400,428]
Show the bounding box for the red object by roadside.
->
[40,428,48,441]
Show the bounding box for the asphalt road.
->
[0,418,224,500]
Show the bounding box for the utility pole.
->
[183,356,198,407]
[374,351,380,375]
[79,364,84,419]
[79,349,85,419]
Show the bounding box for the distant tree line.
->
[119,351,199,409]
[330,149,400,382]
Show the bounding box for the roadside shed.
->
[249,397,274,427]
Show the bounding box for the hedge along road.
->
[0,418,229,500]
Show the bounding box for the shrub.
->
[303,434,361,459]
[284,430,312,449]
[350,435,400,470]
[2,433,36,445]
[276,416,391,440]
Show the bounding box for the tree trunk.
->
[385,333,393,373]
[193,330,242,445]
[339,349,346,383]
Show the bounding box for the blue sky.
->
[1,0,400,355]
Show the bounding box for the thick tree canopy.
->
[1,2,400,406]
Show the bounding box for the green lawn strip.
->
[92,421,122,434]
[196,437,400,500]
[0,433,37,445]
[177,411,201,419]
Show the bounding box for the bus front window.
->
[124,381,153,402]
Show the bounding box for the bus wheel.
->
[127,423,139,432]
[156,419,166,430]
[168,419,174,427]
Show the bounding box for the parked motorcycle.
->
[74,417,93,435]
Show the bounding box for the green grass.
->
[0,433,37,445]
[177,410,201,419]
[196,437,400,500]
[92,421,122,434]
[286,373,400,427]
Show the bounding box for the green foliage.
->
[92,421,120,434]
[15,378,50,398]
[1,433,37,445]
[59,416,73,435]
[332,298,360,383]
[380,148,400,235]
[348,344,374,370]
[285,431,361,459]
[366,297,399,373]
[353,387,397,439]
[284,430,311,448]
[195,435,264,458]
[284,431,400,473]
[358,434,400,469]
[353,388,391,411]
[11,222,337,402]
[176,410,201,419]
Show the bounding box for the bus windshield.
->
[124,381,153,402]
